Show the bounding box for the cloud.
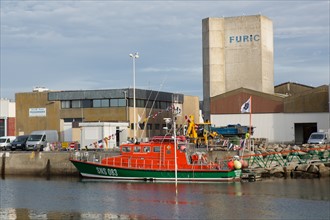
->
[1,1,329,101]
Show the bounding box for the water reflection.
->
[0,208,143,220]
[0,177,329,219]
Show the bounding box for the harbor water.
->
[0,177,329,219]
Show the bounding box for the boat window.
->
[143,146,151,152]
[166,145,171,154]
[122,146,131,152]
[153,146,160,153]
[134,146,141,153]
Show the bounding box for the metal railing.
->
[70,151,226,171]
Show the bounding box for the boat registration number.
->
[96,167,118,176]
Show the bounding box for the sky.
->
[1,1,329,101]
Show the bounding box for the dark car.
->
[10,135,29,151]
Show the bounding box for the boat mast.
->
[172,94,181,192]
[129,52,139,143]
[173,115,178,190]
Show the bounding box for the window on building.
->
[110,99,119,107]
[139,122,145,130]
[101,99,109,107]
[93,99,109,108]
[146,101,153,108]
[93,100,101,108]
[154,101,160,109]
[160,101,167,109]
[147,123,152,130]
[117,98,126,107]
[82,100,92,108]
[61,101,71,109]
[155,124,160,130]
[136,99,145,108]
[72,100,81,108]
[64,118,82,122]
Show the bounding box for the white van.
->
[307,132,329,144]
[26,130,59,151]
[0,136,16,151]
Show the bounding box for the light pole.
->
[123,90,128,122]
[129,52,139,142]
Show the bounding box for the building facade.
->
[202,15,274,120]
[0,98,16,136]
[210,84,329,144]
[15,88,200,144]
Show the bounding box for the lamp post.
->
[123,90,128,122]
[129,52,139,142]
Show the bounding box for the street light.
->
[129,52,139,142]
[123,90,128,122]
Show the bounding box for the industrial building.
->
[0,98,16,137]
[202,15,329,144]
[15,88,200,145]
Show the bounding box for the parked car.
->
[307,132,329,144]
[0,136,16,151]
[10,135,29,151]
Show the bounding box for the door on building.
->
[294,123,317,144]
[0,119,4,136]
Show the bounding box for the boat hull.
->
[70,159,242,182]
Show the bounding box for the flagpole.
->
[249,96,252,152]
[249,96,252,136]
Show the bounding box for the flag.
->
[137,114,141,129]
[240,139,246,150]
[104,137,108,148]
[228,142,234,150]
[240,97,251,113]
[98,140,103,148]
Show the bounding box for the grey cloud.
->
[1,1,329,100]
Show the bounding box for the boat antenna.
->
[140,79,165,139]
[138,89,153,139]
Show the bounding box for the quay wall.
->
[1,152,79,177]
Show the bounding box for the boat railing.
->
[71,151,222,171]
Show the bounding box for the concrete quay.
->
[1,151,79,178]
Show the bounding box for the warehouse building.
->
[0,98,16,136]
[15,88,200,145]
